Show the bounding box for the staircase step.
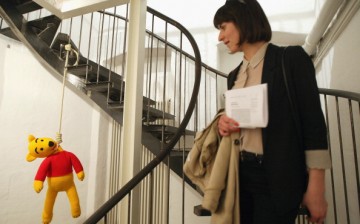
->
[85,81,111,92]
[67,64,93,76]
[68,56,125,92]
[146,124,195,141]
[0,27,20,41]
[51,33,80,64]
[107,102,124,109]
[0,6,59,44]
[194,205,211,216]
[143,107,175,121]
[147,124,195,135]
[51,32,79,51]
[27,15,61,46]
[169,151,189,157]
[15,0,42,14]
[107,103,172,122]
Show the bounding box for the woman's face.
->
[218,21,242,53]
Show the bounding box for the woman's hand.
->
[218,114,240,136]
[302,169,328,224]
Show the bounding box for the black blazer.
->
[227,43,328,213]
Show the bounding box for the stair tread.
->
[107,103,173,121]
[51,32,79,52]
[0,27,19,41]
[194,205,211,216]
[27,15,61,46]
[85,82,110,92]
[16,0,42,14]
[146,124,195,135]
[143,107,175,120]
[169,150,190,156]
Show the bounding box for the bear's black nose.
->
[49,141,55,147]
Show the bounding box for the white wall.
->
[317,7,360,91]
[0,36,111,224]
[316,9,360,224]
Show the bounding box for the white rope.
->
[57,44,79,144]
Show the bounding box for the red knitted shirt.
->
[35,150,83,181]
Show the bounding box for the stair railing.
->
[82,6,202,224]
[317,88,360,224]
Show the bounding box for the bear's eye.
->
[41,139,44,142]
[40,148,44,151]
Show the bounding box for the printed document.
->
[224,83,268,128]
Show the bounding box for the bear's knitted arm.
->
[68,151,85,181]
[34,158,51,181]
[67,151,84,174]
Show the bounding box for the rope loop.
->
[56,132,63,144]
[64,44,79,66]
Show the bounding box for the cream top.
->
[232,42,268,155]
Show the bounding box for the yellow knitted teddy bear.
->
[27,135,85,224]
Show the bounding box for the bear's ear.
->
[28,135,35,143]
[26,153,36,162]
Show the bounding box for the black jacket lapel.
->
[261,43,283,150]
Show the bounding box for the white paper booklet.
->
[224,83,268,128]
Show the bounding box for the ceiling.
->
[33,0,359,64]
[33,0,129,19]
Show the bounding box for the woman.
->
[214,0,331,223]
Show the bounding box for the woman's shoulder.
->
[284,45,308,57]
[267,43,302,50]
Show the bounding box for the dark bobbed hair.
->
[213,0,272,45]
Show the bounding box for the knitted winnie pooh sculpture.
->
[26,134,85,224]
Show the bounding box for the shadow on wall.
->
[0,37,8,111]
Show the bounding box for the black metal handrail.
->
[83,7,202,224]
[319,88,360,102]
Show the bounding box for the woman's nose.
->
[218,32,224,41]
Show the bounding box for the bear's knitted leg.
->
[66,184,81,218]
[43,188,57,223]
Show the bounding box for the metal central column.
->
[120,0,147,223]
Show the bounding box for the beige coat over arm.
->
[184,113,241,224]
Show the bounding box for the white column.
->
[303,0,343,55]
[120,0,147,223]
